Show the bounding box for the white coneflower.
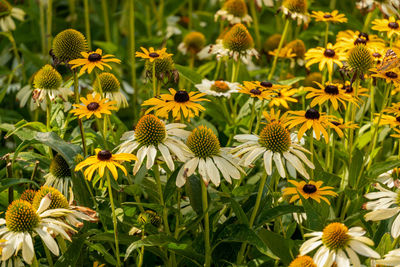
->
[215,0,252,25]
[176,126,243,187]
[0,0,25,32]
[300,222,380,266]
[195,79,239,98]
[377,168,400,188]
[364,183,400,238]
[376,248,400,266]
[118,114,192,174]
[280,0,309,25]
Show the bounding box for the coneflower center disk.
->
[149,52,159,58]
[250,88,262,95]
[97,150,112,161]
[305,108,320,120]
[324,85,339,95]
[302,184,317,194]
[187,126,220,158]
[321,222,350,250]
[174,91,190,102]
[259,122,291,153]
[260,82,273,88]
[135,115,166,146]
[386,72,398,79]
[388,22,399,29]
[324,49,335,58]
[6,200,40,232]
[212,81,230,92]
[87,102,100,111]
[88,53,102,62]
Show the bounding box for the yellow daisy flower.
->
[330,118,358,132]
[268,87,298,109]
[372,16,400,39]
[70,93,117,119]
[285,109,343,143]
[305,82,355,110]
[371,68,400,85]
[142,88,209,120]
[305,43,345,75]
[268,46,296,59]
[135,47,173,63]
[335,30,385,54]
[384,102,400,115]
[75,149,137,181]
[283,180,338,205]
[310,10,347,23]
[238,81,276,100]
[375,114,400,128]
[69,48,121,75]
[391,128,400,138]
[341,81,369,102]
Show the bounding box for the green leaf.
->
[0,178,39,192]
[348,148,364,188]
[257,229,297,265]
[368,160,400,179]
[278,77,305,85]
[163,168,179,202]
[54,233,91,267]
[299,195,324,231]
[185,175,205,215]
[256,205,304,227]
[175,64,203,85]
[125,234,176,259]
[230,198,249,225]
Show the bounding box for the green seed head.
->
[222,23,254,53]
[223,0,248,18]
[263,34,284,52]
[50,154,71,178]
[52,29,88,62]
[282,0,308,14]
[93,72,121,93]
[286,39,306,58]
[20,189,37,204]
[33,64,62,90]
[0,0,11,17]
[183,32,206,54]
[347,44,373,73]
[187,126,220,158]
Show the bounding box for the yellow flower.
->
[305,43,345,75]
[135,47,173,63]
[330,118,358,132]
[371,68,400,85]
[69,48,120,75]
[340,81,369,102]
[305,82,355,110]
[335,30,385,54]
[142,88,209,120]
[269,87,298,109]
[285,109,343,143]
[283,180,337,205]
[372,16,400,39]
[289,255,317,267]
[384,102,400,115]
[310,10,347,23]
[268,46,296,59]
[375,114,400,128]
[70,93,117,119]
[391,128,400,138]
[238,81,276,100]
[263,109,289,124]
[75,149,137,181]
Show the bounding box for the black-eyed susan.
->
[283,180,337,204]
[215,0,252,25]
[52,29,88,63]
[269,87,298,109]
[75,149,137,181]
[142,88,209,120]
[268,46,296,59]
[385,102,400,116]
[280,0,309,25]
[117,114,192,174]
[0,0,25,32]
[335,30,385,54]
[330,118,358,132]
[232,119,314,179]
[176,126,243,187]
[70,93,117,119]
[305,82,355,110]
[341,81,369,100]
[135,47,173,63]
[262,109,289,124]
[238,81,276,100]
[69,48,121,75]
[195,79,240,98]
[305,43,345,75]
[372,16,400,39]
[93,72,128,108]
[289,255,317,267]
[43,154,72,197]
[371,69,400,85]
[310,10,347,23]
[178,32,206,55]
[375,114,400,127]
[285,109,343,143]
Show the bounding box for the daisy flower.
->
[279,0,309,25]
[93,72,128,108]
[288,255,317,267]
[44,154,73,198]
[238,81,276,101]
[376,248,400,266]
[268,87,298,109]
[231,118,314,179]
[305,82,355,110]
[268,46,296,59]
[300,222,380,266]
[285,108,344,143]
[376,114,400,127]
[75,149,137,181]
[341,81,369,102]
[305,43,346,75]
[215,0,252,25]
[335,30,385,54]
[195,79,240,98]
[178,32,206,55]
[372,16,400,39]
[176,126,243,187]
[0,198,76,264]
[69,48,121,75]
[117,114,192,174]
[330,118,359,132]
[310,10,347,23]
[371,69,400,85]
[377,168,400,188]
[384,102,400,116]
[142,88,209,120]
[0,0,25,32]
[69,93,117,119]
[364,183,400,238]
[135,47,173,63]
[283,180,338,205]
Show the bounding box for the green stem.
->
[268,18,290,80]
[310,135,314,179]
[329,0,337,10]
[362,12,373,33]
[138,228,145,267]
[152,62,157,97]
[201,178,211,267]
[56,235,67,254]
[129,0,137,118]
[348,80,360,165]
[249,0,261,49]
[254,99,265,134]
[32,254,39,267]
[101,0,111,42]
[46,94,52,130]
[39,1,46,55]
[43,241,54,267]
[213,60,222,80]
[106,171,121,267]
[46,0,53,51]
[324,22,329,46]
[248,99,256,133]
[153,166,170,234]
[83,0,91,50]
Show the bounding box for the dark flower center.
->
[250,88,262,95]
[149,52,160,58]
[325,85,339,95]
[303,184,317,194]
[372,52,382,58]
[358,32,369,41]
[323,14,333,18]
[88,53,102,62]
[330,121,341,126]
[388,22,399,29]
[97,150,112,161]
[174,90,190,102]
[260,82,273,88]
[386,71,398,79]
[354,38,367,45]
[305,108,320,120]
[344,85,353,93]
[324,49,336,58]
[87,102,100,111]
[396,116,400,123]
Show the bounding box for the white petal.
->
[244,147,265,166]
[345,247,361,267]
[206,157,220,187]
[37,194,52,214]
[35,228,59,256]
[22,233,34,264]
[146,145,157,169]
[392,213,400,238]
[348,240,380,258]
[158,143,174,171]
[263,150,273,175]
[336,249,350,267]
[273,153,285,177]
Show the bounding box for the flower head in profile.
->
[305,43,345,75]
[195,79,240,98]
[300,222,380,266]
[375,114,400,128]
[215,0,252,25]
[280,0,309,25]
[69,48,121,75]
[70,93,117,119]
[176,126,243,187]
[136,47,173,63]
[75,149,137,181]
[305,82,355,110]
[356,0,400,17]
[377,168,400,188]
[142,88,209,120]
[118,114,192,174]
[372,16,400,39]
[0,0,25,32]
[93,72,127,108]
[178,32,206,55]
[376,248,400,266]
[44,154,72,197]
[52,29,88,63]
[283,180,337,205]
[268,46,296,59]
[310,10,347,23]
[341,81,369,102]
[232,114,314,179]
